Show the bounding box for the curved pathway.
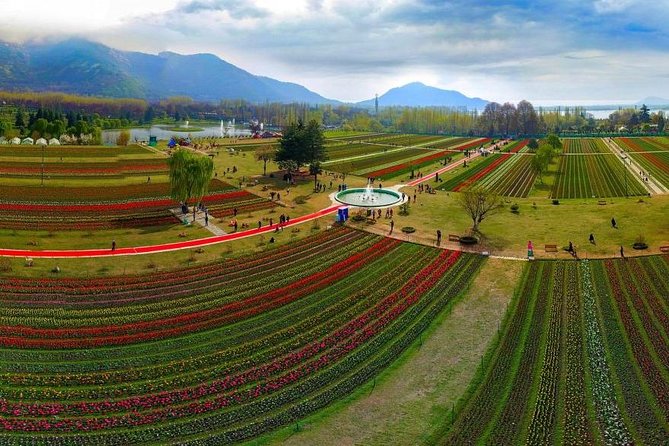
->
[0,205,341,258]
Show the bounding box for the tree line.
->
[0,91,666,141]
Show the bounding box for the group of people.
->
[416,183,436,194]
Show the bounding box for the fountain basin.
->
[334,188,403,208]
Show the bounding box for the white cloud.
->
[0,0,667,103]
[593,0,638,13]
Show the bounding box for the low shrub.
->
[459,235,478,245]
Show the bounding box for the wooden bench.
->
[545,244,558,253]
[660,246,669,253]
[448,234,460,242]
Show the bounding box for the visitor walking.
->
[589,233,595,244]
[611,217,617,229]
[205,213,209,226]
[258,220,262,229]
[620,245,625,259]
[111,239,116,251]
[527,240,534,259]
[436,230,442,246]
[390,219,394,234]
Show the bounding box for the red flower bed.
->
[0,250,459,428]
[364,139,490,178]
[453,154,510,191]
[0,238,401,348]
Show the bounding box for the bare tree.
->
[458,186,503,232]
[516,100,538,136]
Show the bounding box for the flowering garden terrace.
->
[0,179,274,231]
[0,227,484,444]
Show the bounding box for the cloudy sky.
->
[2,0,669,104]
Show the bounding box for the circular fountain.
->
[334,180,404,208]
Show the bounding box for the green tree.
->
[47,120,65,138]
[14,110,26,131]
[639,104,650,123]
[531,144,554,184]
[0,121,9,137]
[544,134,562,152]
[527,138,539,151]
[276,119,327,173]
[458,186,503,232]
[254,145,276,176]
[32,118,49,137]
[168,148,214,207]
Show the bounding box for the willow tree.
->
[168,148,214,207]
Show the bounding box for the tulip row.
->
[603,261,669,415]
[561,263,594,445]
[580,261,632,445]
[526,262,565,445]
[0,158,168,177]
[0,179,234,204]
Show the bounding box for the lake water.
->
[102,125,252,145]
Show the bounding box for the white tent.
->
[48,138,60,145]
[0,137,7,145]
[35,137,47,146]
[21,137,34,145]
[10,137,21,145]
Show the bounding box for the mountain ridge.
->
[0,39,490,108]
[0,38,339,104]
[357,82,488,109]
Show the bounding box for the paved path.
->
[2,205,341,258]
[170,208,226,236]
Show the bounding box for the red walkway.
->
[0,205,342,259]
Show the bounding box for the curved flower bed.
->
[0,227,484,443]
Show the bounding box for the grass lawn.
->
[351,187,669,259]
[246,258,522,446]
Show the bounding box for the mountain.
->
[0,38,339,104]
[357,82,488,109]
[637,97,669,106]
